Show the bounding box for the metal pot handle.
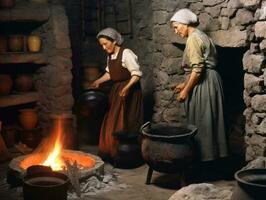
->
[140,121,151,134]
[187,124,197,137]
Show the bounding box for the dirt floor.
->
[0,144,241,200]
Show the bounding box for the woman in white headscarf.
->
[90,27,143,160]
[170,9,228,162]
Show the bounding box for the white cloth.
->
[97,27,124,45]
[105,49,142,77]
[170,8,198,25]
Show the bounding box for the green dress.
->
[183,29,228,161]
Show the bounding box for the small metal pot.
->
[23,171,70,200]
[231,168,266,200]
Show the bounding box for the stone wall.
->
[114,0,266,161]
[63,0,266,161]
[34,4,73,129]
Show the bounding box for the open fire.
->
[12,117,99,172]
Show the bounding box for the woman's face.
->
[99,38,117,54]
[172,22,188,38]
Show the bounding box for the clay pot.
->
[27,35,41,52]
[83,67,101,82]
[0,36,7,53]
[0,74,13,96]
[23,171,69,200]
[19,109,38,130]
[8,35,24,52]
[0,0,14,8]
[15,74,33,92]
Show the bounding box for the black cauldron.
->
[76,89,108,119]
[231,168,266,200]
[112,131,143,168]
[76,89,108,144]
[140,122,197,184]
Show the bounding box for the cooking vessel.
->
[23,170,69,200]
[231,168,266,200]
[76,88,108,144]
[112,131,143,168]
[76,88,108,119]
[141,122,197,184]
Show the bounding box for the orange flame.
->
[41,119,65,171]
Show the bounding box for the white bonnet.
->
[170,8,198,25]
[96,27,124,46]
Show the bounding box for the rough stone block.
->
[244,73,264,95]
[203,0,225,7]
[234,9,254,25]
[240,0,261,10]
[251,95,266,112]
[210,27,248,47]
[255,21,266,38]
[242,51,264,73]
[153,11,170,25]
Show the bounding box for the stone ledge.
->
[0,92,39,107]
[0,2,50,22]
[0,53,47,64]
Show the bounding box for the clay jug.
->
[8,35,24,52]
[15,74,33,92]
[0,36,7,53]
[27,35,41,52]
[0,74,13,96]
[19,109,38,130]
[0,0,14,8]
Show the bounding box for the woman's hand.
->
[90,80,100,88]
[174,82,186,93]
[176,90,189,102]
[119,87,129,100]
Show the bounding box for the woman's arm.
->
[176,70,201,102]
[119,75,140,98]
[90,72,111,88]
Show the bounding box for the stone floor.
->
[0,144,245,200]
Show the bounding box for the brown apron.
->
[98,47,143,158]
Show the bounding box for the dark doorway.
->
[216,47,246,157]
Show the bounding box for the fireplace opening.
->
[216,47,247,157]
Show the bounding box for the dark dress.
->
[98,47,143,158]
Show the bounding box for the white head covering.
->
[96,27,124,45]
[170,8,198,25]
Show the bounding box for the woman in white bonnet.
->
[170,9,228,166]
[91,27,143,161]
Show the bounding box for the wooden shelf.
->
[0,53,47,64]
[0,92,39,107]
[0,2,50,23]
